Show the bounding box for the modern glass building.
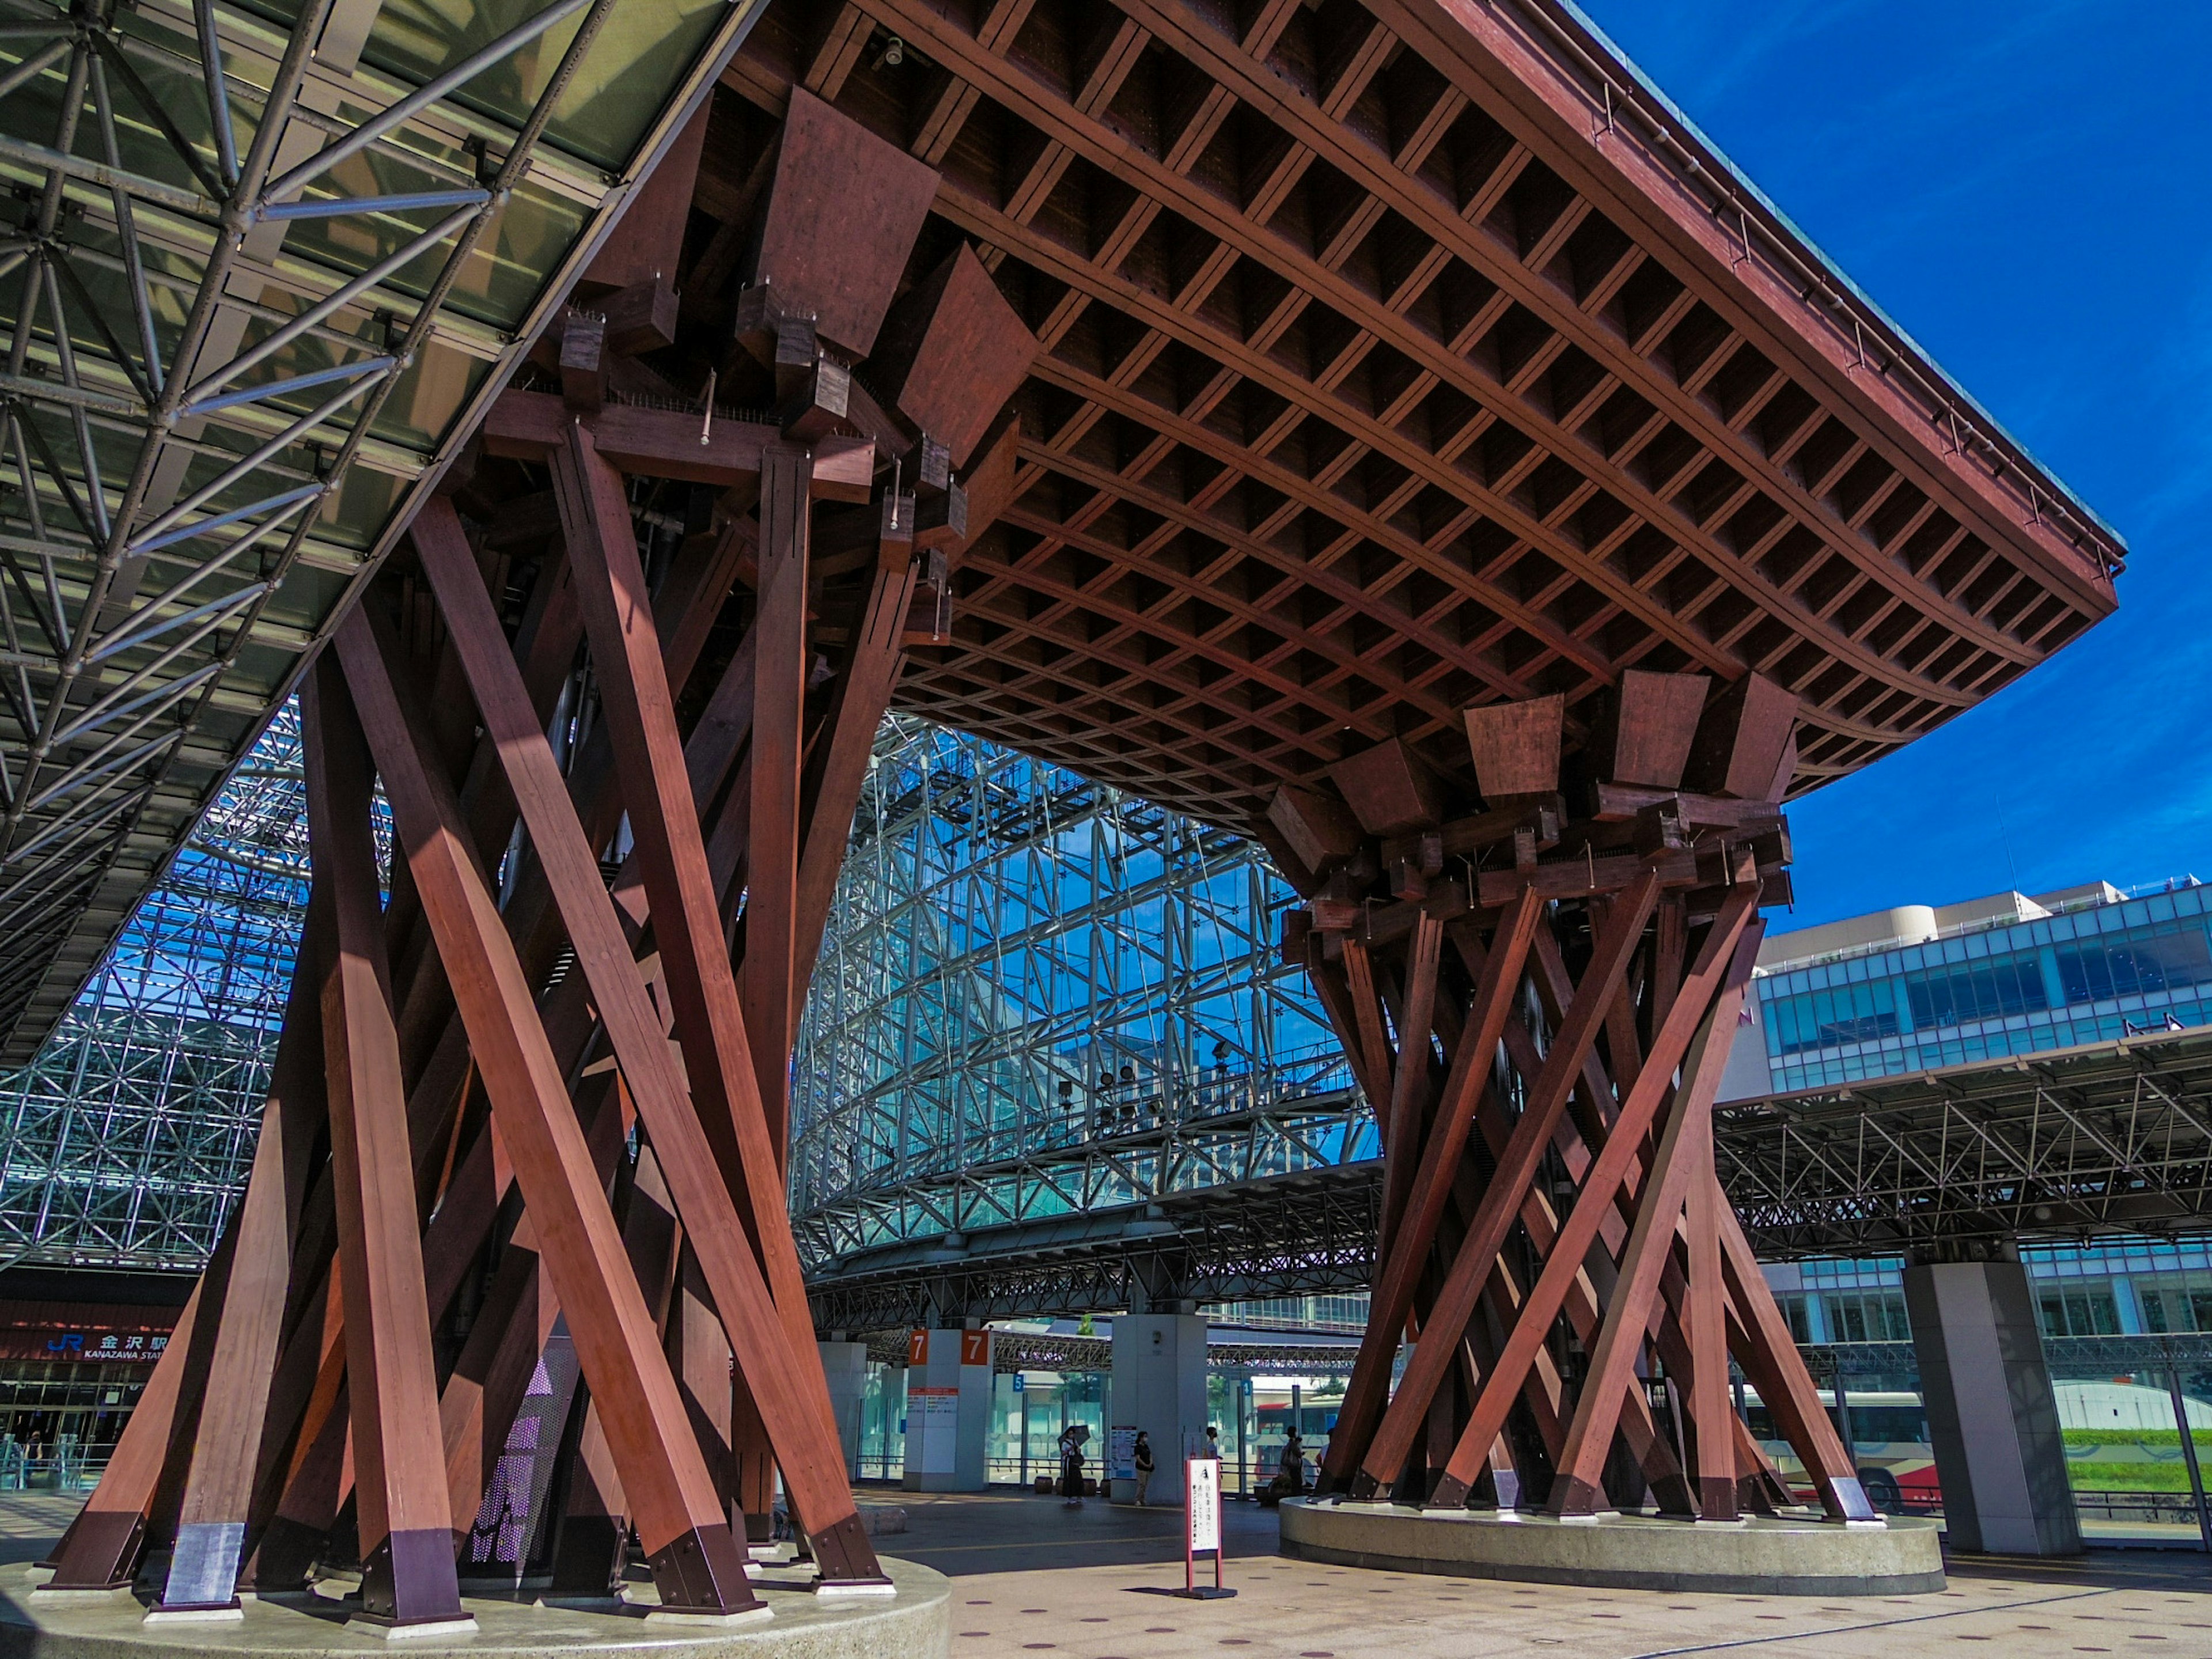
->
[1726,877,2212,1532]
[788,715,1358,1264]
[1724,877,2211,1099]
[1730,877,2212,1350]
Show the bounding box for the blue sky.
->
[1575,0,2212,928]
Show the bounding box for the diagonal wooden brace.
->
[1350,872,1662,1498]
[1544,918,1762,1517]
[413,495,880,1579]
[555,430,881,1582]
[301,659,464,1629]
[1423,894,1760,1512]
[1320,888,1543,1492]
[332,608,763,1616]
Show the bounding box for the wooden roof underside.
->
[713,0,2119,836]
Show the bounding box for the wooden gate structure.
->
[39,0,2121,1630]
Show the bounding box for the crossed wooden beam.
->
[1266,673,1880,1525]
[41,89,1035,1626]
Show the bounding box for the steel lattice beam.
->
[0,0,771,1062]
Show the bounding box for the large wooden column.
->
[153,897,325,1613]
[1277,675,1876,1524]
[56,82,1038,1621]
[300,661,467,1630]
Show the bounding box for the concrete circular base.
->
[0,1556,949,1659]
[1279,1499,1944,1596]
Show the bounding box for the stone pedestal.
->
[1903,1249,2082,1555]
[1279,1501,1942,1594]
[1108,1313,1209,1504]
[3,1558,950,1656]
[901,1328,991,1493]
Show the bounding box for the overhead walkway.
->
[804,1026,2212,1330]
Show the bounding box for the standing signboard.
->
[1181,1456,1232,1598]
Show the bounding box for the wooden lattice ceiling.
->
[707,0,2118,835]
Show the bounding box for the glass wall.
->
[1755,882,2212,1093]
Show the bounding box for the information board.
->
[1186,1455,1221,1553]
[1109,1425,1137,1483]
[910,1385,959,1474]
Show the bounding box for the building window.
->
[1765,979,1900,1056]
[2138,1285,2212,1334]
[1780,1294,1813,1344]
[2037,1287,2121,1337]
[1903,957,2047,1030]
[1821,1291,1910,1343]
[2056,925,2212,1005]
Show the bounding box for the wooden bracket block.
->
[1685,672,1798,799]
[1766,726,1799,801]
[1327,738,1444,837]
[1306,897,1361,934]
[781,358,851,444]
[879,489,916,574]
[1464,694,1563,802]
[480,390,874,501]
[916,433,953,494]
[1249,816,1323,900]
[1632,800,1690,859]
[773,312,821,404]
[1590,670,1707,789]
[602,278,679,356]
[1387,832,1442,900]
[1267,784,1363,874]
[1740,815,1792,870]
[732,282,784,370]
[559,312,606,414]
[869,245,1038,467]
[961,414,1021,544]
[914,481,967,550]
[753,88,939,355]
[1381,798,1559,873]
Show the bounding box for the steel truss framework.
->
[1809,1331,2212,1381]
[790,714,1371,1265]
[809,1164,1384,1332]
[0,700,304,1267]
[1721,1029,2212,1258]
[0,0,767,1064]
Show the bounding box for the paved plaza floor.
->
[5,1489,2211,1658]
[862,1487,2212,1659]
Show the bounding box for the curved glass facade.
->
[0,707,309,1267]
[788,716,1369,1264]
